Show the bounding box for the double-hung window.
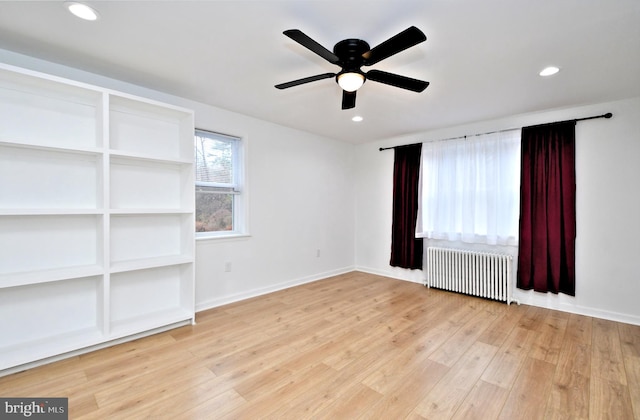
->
[194,129,244,237]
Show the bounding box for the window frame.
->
[194,128,248,240]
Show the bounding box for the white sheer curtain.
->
[416,129,521,245]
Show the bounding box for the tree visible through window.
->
[195,129,242,235]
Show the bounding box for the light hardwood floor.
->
[1,271,639,419]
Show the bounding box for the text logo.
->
[1,398,67,419]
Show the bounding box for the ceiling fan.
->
[275,26,429,110]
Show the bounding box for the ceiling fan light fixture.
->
[65,2,100,21]
[337,72,365,92]
[539,66,560,77]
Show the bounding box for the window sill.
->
[196,232,251,243]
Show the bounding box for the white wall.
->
[355,96,640,325]
[0,49,356,312]
[193,117,356,310]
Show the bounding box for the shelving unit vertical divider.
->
[181,111,196,326]
[100,91,111,336]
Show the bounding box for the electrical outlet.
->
[225,262,232,272]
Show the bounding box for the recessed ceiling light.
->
[65,2,100,21]
[539,66,560,77]
[352,116,363,122]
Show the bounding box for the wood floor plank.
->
[0,370,87,396]
[222,362,337,419]
[86,364,217,418]
[180,388,247,419]
[497,357,556,420]
[619,322,640,359]
[361,360,449,419]
[229,366,294,402]
[518,304,549,331]
[623,354,640,419]
[452,380,510,420]
[427,307,498,367]
[206,335,296,376]
[2,272,640,419]
[95,376,234,420]
[481,326,539,389]
[589,377,635,420]
[91,358,211,405]
[278,365,368,417]
[362,326,451,394]
[413,341,499,418]
[476,302,527,347]
[80,338,198,387]
[564,312,593,345]
[528,310,569,365]
[544,340,591,419]
[592,318,628,386]
[314,383,382,420]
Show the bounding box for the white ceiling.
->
[0,1,639,144]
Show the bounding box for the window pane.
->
[195,189,233,232]
[194,129,241,235]
[195,131,234,185]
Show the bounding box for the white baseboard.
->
[357,265,640,326]
[355,265,426,285]
[195,265,355,313]
[514,290,640,326]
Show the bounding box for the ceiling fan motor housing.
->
[333,39,370,74]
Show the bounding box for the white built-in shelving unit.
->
[0,63,195,374]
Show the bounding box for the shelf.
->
[109,149,191,165]
[110,213,192,263]
[0,327,104,371]
[110,255,193,273]
[0,145,101,210]
[109,208,192,215]
[109,95,193,162]
[109,309,194,341]
[110,157,191,210]
[0,276,102,361]
[110,265,194,325]
[0,214,102,274]
[0,66,102,150]
[0,264,104,289]
[0,140,102,155]
[0,209,104,216]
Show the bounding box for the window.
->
[415,129,521,245]
[194,129,244,237]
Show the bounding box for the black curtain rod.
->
[379,112,613,151]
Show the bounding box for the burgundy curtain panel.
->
[390,143,423,270]
[517,121,577,295]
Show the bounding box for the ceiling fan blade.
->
[362,26,426,66]
[275,72,335,89]
[283,29,340,65]
[342,90,356,109]
[366,70,429,92]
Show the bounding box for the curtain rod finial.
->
[604,112,613,118]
